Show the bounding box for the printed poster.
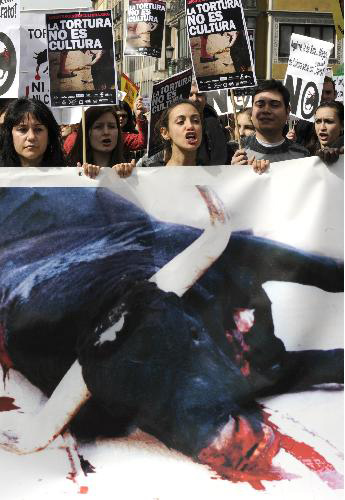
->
[46,10,117,107]
[0,0,20,98]
[148,67,193,157]
[334,64,344,102]
[19,12,50,105]
[187,0,256,91]
[0,157,343,500]
[284,34,334,122]
[205,88,252,114]
[124,0,166,58]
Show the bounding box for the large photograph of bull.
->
[0,163,343,496]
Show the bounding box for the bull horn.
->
[149,186,231,297]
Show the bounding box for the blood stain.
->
[0,397,20,412]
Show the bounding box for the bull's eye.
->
[190,326,199,341]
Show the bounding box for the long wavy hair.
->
[68,106,124,167]
[306,101,344,155]
[0,98,66,167]
[155,99,202,164]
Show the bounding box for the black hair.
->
[0,98,15,116]
[113,101,137,133]
[68,106,124,167]
[0,97,66,167]
[253,79,290,110]
[155,99,202,164]
[323,76,336,93]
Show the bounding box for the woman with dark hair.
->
[306,101,344,164]
[114,97,148,158]
[155,99,202,166]
[68,105,135,178]
[0,97,66,167]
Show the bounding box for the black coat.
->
[197,104,228,165]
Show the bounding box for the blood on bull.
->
[0,185,343,489]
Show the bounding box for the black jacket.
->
[199,103,228,165]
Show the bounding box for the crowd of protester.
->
[0,77,343,179]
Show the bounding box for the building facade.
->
[92,0,343,96]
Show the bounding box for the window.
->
[178,17,190,59]
[279,24,336,58]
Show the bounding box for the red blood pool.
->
[0,397,20,412]
[263,411,344,490]
[35,70,41,81]
[198,415,283,490]
[79,486,88,494]
[199,409,343,490]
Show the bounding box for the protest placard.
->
[205,88,252,115]
[121,72,139,109]
[46,10,117,107]
[334,64,344,102]
[0,0,20,98]
[20,9,89,109]
[124,0,166,58]
[187,0,256,91]
[19,12,50,106]
[284,34,334,122]
[148,67,193,157]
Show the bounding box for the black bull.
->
[0,187,343,468]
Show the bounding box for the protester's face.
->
[321,82,336,102]
[251,90,289,136]
[189,84,206,112]
[160,103,202,153]
[89,112,118,153]
[236,112,255,139]
[314,107,342,147]
[116,110,128,129]
[60,124,71,138]
[12,113,49,167]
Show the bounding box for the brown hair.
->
[68,106,124,166]
[155,99,202,163]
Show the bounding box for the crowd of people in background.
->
[0,76,343,179]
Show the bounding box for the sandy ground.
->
[48,51,95,93]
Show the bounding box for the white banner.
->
[0,0,20,97]
[284,34,334,122]
[0,157,343,500]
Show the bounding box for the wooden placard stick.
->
[139,57,144,96]
[230,89,241,148]
[82,106,86,165]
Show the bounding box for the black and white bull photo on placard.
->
[0,185,343,491]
